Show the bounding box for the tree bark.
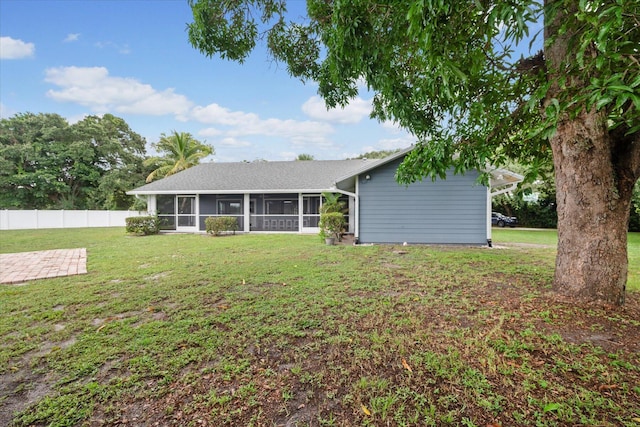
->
[549,110,630,305]
[544,0,638,305]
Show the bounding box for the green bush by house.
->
[319,212,345,241]
[205,216,239,236]
[125,216,160,235]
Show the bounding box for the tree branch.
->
[482,49,546,77]
[514,50,546,75]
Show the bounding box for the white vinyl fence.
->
[0,210,147,231]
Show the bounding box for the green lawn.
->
[1,228,638,426]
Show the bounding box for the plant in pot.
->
[319,192,346,245]
[319,212,345,245]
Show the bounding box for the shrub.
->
[205,216,239,236]
[125,216,160,235]
[319,212,345,241]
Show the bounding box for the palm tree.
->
[144,131,213,182]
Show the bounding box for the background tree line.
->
[0,112,212,210]
[494,182,640,232]
[493,161,640,231]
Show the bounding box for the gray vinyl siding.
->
[358,158,487,244]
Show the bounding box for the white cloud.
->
[218,137,252,147]
[198,127,223,137]
[0,36,35,59]
[302,95,371,124]
[41,67,338,152]
[192,102,335,147]
[288,134,337,149]
[381,120,405,132]
[44,66,193,116]
[64,33,80,43]
[192,103,259,127]
[117,89,192,115]
[229,117,333,139]
[95,41,131,54]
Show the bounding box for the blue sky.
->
[0,0,414,162]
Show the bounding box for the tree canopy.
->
[349,149,403,160]
[189,0,637,181]
[0,113,148,210]
[188,0,640,305]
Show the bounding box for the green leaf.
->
[596,96,613,110]
[607,85,634,93]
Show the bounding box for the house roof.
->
[128,159,380,194]
[335,146,524,189]
[335,146,413,188]
[128,148,523,195]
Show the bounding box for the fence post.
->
[0,210,8,230]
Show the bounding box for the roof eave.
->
[127,188,339,196]
[335,146,414,182]
[488,168,525,189]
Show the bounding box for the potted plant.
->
[319,192,346,245]
[319,212,345,245]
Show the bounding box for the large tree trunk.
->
[549,111,630,305]
[544,1,638,305]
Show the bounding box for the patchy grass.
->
[0,228,639,427]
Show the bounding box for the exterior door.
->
[302,195,321,232]
[176,195,197,231]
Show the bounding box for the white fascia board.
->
[127,188,335,196]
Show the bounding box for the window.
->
[157,195,175,214]
[266,199,298,215]
[218,200,242,215]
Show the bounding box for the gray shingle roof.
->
[129,159,380,194]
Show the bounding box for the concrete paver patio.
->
[0,248,87,284]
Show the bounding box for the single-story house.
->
[127,148,522,245]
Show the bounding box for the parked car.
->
[492,212,518,227]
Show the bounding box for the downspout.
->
[486,187,492,247]
[330,185,358,243]
[144,194,157,215]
